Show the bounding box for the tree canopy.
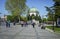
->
[5,0,26,16]
[53,0,60,17]
[5,0,27,21]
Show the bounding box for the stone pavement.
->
[0,24,60,39]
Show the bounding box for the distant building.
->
[28,8,39,16]
[0,15,7,26]
[28,8,40,24]
[1,15,7,21]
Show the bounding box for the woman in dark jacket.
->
[32,22,35,28]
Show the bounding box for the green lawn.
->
[46,26,60,33]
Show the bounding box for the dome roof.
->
[29,8,38,13]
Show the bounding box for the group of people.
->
[21,21,28,27]
[6,20,10,27]
[5,20,45,29]
[32,22,45,29]
[21,21,36,28]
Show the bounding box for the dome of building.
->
[28,8,39,16]
[29,8,39,13]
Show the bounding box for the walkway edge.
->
[45,28,54,32]
[45,28,60,35]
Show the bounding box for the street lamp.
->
[42,15,44,26]
[45,6,55,31]
[49,8,55,32]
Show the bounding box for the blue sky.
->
[0,0,54,17]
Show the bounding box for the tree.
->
[53,0,60,2]
[7,15,13,22]
[53,0,60,27]
[45,6,54,21]
[5,0,26,22]
[53,0,60,16]
[47,12,54,21]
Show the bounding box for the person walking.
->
[6,20,8,27]
[21,21,24,27]
[32,22,35,28]
[38,23,41,27]
[8,20,10,27]
[13,21,16,25]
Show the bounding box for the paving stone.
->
[0,24,60,39]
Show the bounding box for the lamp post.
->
[49,8,55,31]
[42,15,44,26]
[45,6,55,31]
[42,15,47,26]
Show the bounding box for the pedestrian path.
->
[14,25,36,39]
[35,26,60,39]
[0,25,60,39]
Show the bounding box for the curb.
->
[45,28,60,34]
[45,28,54,32]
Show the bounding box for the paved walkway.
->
[0,24,60,39]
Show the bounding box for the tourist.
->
[8,20,10,27]
[32,22,35,28]
[13,21,16,25]
[6,20,8,27]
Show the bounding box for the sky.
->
[0,0,54,17]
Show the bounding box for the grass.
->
[46,26,60,33]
